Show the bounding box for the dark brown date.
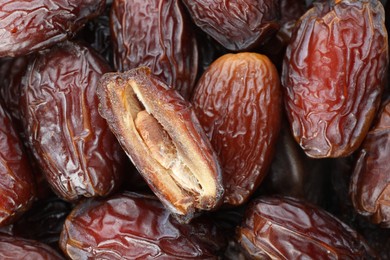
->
[0,0,105,57]
[181,0,279,51]
[20,41,126,201]
[237,196,375,259]
[350,99,390,227]
[282,0,388,158]
[60,192,226,259]
[192,53,281,206]
[97,67,223,221]
[110,0,198,99]
[0,102,35,227]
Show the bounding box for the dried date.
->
[0,0,106,57]
[20,41,126,201]
[192,53,282,206]
[282,0,388,158]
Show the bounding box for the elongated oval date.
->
[181,0,279,51]
[237,197,375,259]
[110,0,198,99]
[0,234,64,259]
[97,67,223,220]
[60,192,226,259]
[0,102,35,227]
[192,53,282,206]
[21,41,126,201]
[282,0,388,158]
[350,100,390,227]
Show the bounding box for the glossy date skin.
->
[60,192,226,259]
[20,41,126,201]
[350,99,390,227]
[110,0,198,99]
[282,0,388,158]
[237,197,375,259]
[181,0,279,51]
[0,0,106,57]
[192,53,282,206]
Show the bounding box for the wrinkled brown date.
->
[0,102,35,227]
[182,0,279,51]
[0,0,106,57]
[97,67,223,220]
[237,196,375,259]
[110,0,198,99]
[192,53,281,206]
[20,41,126,201]
[350,99,390,227]
[282,0,388,158]
[60,192,226,259]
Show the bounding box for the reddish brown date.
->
[181,0,279,51]
[97,67,223,221]
[0,102,35,227]
[20,41,126,201]
[60,192,226,259]
[282,0,388,158]
[110,0,198,99]
[350,99,390,227]
[192,53,281,206]
[237,197,375,259]
[0,0,106,57]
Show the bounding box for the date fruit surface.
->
[237,197,374,259]
[60,192,226,259]
[350,99,390,227]
[0,0,105,57]
[192,53,281,206]
[282,0,388,158]
[110,0,198,99]
[97,67,223,220]
[21,41,126,201]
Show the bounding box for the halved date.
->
[282,0,388,158]
[20,41,126,201]
[97,67,223,220]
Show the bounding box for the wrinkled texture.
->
[60,192,226,259]
[182,0,279,51]
[192,53,281,206]
[237,197,374,259]
[97,67,223,221]
[282,0,388,158]
[0,0,106,57]
[0,102,35,226]
[110,0,198,99]
[350,99,390,227]
[21,41,126,201]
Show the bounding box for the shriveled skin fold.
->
[350,100,390,227]
[110,0,198,99]
[21,41,126,201]
[0,102,35,227]
[97,67,223,220]
[282,0,388,158]
[60,192,227,259]
[238,197,375,259]
[0,0,106,57]
[192,53,282,206]
[181,0,279,51]
[0,234,64,260]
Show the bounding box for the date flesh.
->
[0,0,105,57]
[282,0,388,158]
[110,0,198,99]
[97,67,223,220]
[192,53,281,206]
[60,192,226,259]
[20,41,126,201]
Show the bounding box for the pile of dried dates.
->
[0,0,389,259]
